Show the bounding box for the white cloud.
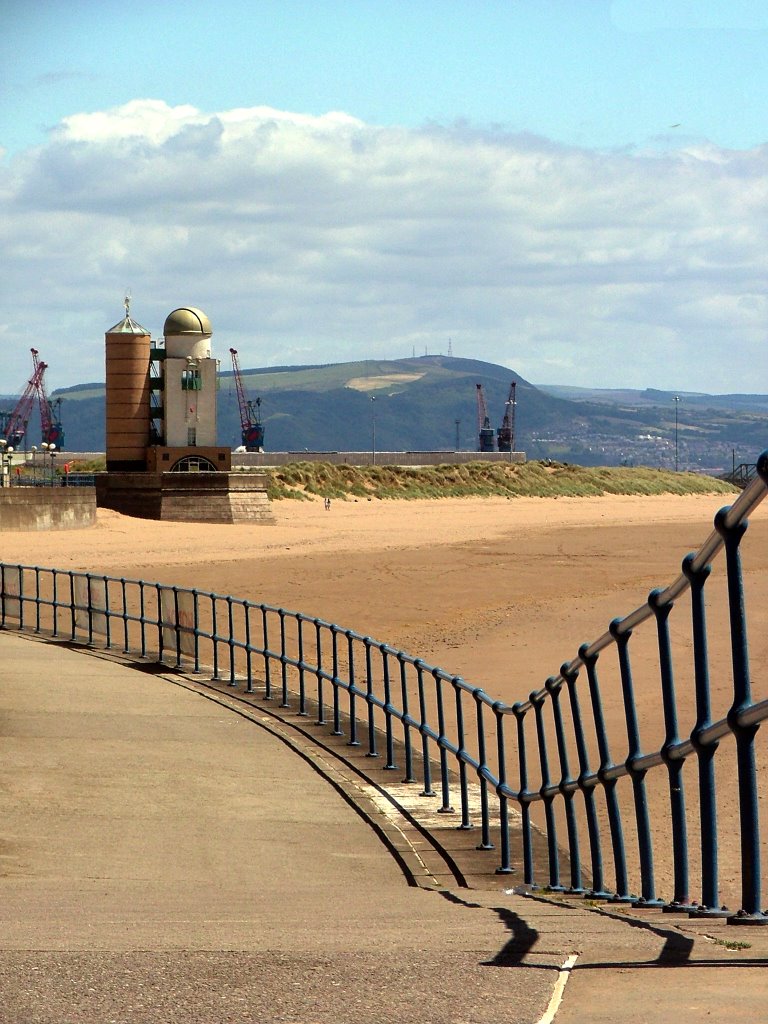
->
[1,99,766,393]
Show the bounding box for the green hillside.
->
[3,354,764,473]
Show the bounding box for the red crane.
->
[3,349,46,449]
[476,383,495,452]
[229,348,264,451]
[497,381,517,452]
[2,349,65,450]
[35,353,65,448]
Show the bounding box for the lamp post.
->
[41,442,56,484]
[30,444,38,486]
[455,418,460,452]
[0,439,14,487]
[370,396,377,466]
[673,395,681,472]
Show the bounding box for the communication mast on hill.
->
[229,348,264,451]
[497,381,516,453]
[475,383,495,452]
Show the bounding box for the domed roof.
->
[163,307,212,337]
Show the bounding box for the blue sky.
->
[5,0,768,154]
[2,0,767,392]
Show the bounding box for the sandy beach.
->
[4,490,766,906]
[4,490,763,693]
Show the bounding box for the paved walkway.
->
[2,631,767,1023]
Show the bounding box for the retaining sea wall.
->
[67,451,526,468]
[0,488,97,531]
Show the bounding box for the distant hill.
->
[1,356,765,472]
[539,384,768,415]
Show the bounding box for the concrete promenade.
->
[2,631,767,1023]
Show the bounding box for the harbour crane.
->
[229,348,265,451]
[497,381,516,453]
[2,349,66,451]
[36,359,65,450]
[475,383,495,452]
[2,349,46,449]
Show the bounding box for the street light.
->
[30,445,38,486]
[0,439,14,487]
[673,395,681,472]
[370,396,376,466]
[455,418,460,452]
[41,442,56,484]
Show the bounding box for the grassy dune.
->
[263,461,737,501]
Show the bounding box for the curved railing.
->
[2,449,767,923]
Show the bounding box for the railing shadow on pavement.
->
[2,449,767,926]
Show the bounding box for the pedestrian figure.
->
[324,497,331,511]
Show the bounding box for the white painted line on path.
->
[535,953,579,1024]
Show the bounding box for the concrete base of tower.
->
[94,472,275,524]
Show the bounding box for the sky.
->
[2,0,767,394]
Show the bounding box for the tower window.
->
[187,428,197,446]
[181,368,202,391]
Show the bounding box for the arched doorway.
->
[169,455,217,473]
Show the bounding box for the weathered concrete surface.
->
[0,632,557,1023]
[0,487,96,531]
[2,631,767,1024]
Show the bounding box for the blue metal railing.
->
[1,449,767,923]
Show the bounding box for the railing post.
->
[279,609,289,706]
[68,570,77,640]
[364,639,377,757]
[611,620,663,908]
[494,703,513,874]
[415,660,436,797]
[682,554,728,918]
[120,578,129,653]
[52,569,60,639]
[648,589,693,912]
[315,621,326,725]
[434,669,454,814]
[260,607,271,697]
[346,631,360,745]
[211,596,220,681]
[715,507,768,925]
[454,681,472,829]
[297,616,307,715]
[514,702,535,886]
[382,649,397,769]
[331,627,343,735]
[244,602,253,692]
[563,659,608,898]
[398,654,415,782]
[34,567,41,633]
[532,686,562,891]
[473,690,494,850]
[546,674,583,894]
[582,645,632,902]
[226,596,236,685]
[138,580,146,658]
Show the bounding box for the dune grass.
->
[264,461,737,501]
